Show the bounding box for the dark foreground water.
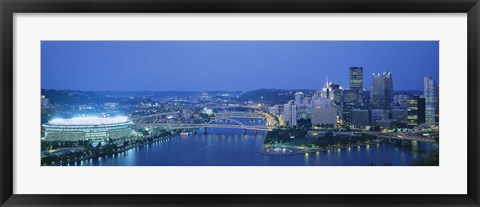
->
[77,119,439,166]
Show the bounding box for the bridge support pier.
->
[243,128,247,135]
[203,127,207,135]
[254,129,258,135]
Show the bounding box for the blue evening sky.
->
[41,41,438,91]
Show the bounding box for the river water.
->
[77,118,439,166]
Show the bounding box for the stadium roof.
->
[48,116,130,126]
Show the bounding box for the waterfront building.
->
[310,108,337,126]
[407,96,426,127]
[350,109,370,127]
[371,109,389,125]
[377,119,393,129]
[392,108,408,124]
[424,76,439,124]
[371,71,393,109]
[309,98,336,126]
[42,116,133,141]
[283,100,297,126]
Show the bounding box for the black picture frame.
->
[1,0,479,206]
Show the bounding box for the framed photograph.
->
[1,0,479,206]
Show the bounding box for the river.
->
[76,118,439,166]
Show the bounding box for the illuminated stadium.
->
[42,116,133,141]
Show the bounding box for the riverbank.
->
[42,135,175,166]
[260,140,384,156]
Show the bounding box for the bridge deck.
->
[137,123,274,131]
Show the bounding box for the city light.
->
[40,41,439,166]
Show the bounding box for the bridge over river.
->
[137,123,274,134]
[134,110,277,134]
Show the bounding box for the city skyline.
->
[42,41,439,91]
[40,41,439,166]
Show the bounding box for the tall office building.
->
[349,67,363,91]
[370,71,393,109]
[407,96,426,128]
[349,67,364,107]
[424,76,439,124]
[320,78,343,113]
[283,100,297,127]
[321,80,332,100]
[321,78,340,100]
[349,67,363,106]
[342,89,358,123]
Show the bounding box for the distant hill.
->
[41,89,113,105]
[94,91,199,97]
[41,89,246,105]
[41,89,149,105]
[95,90,243,98]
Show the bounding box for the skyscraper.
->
[349,67,363,90]
[407,96,426,128]
[320,78,343,117]
[370,71,393,109]
[342,89,358,123]
[349,67,364,107]
[283,100,297,127]
[424,76,439,124]
[321,78,341,101]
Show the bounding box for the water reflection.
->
[80,117,438,166]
